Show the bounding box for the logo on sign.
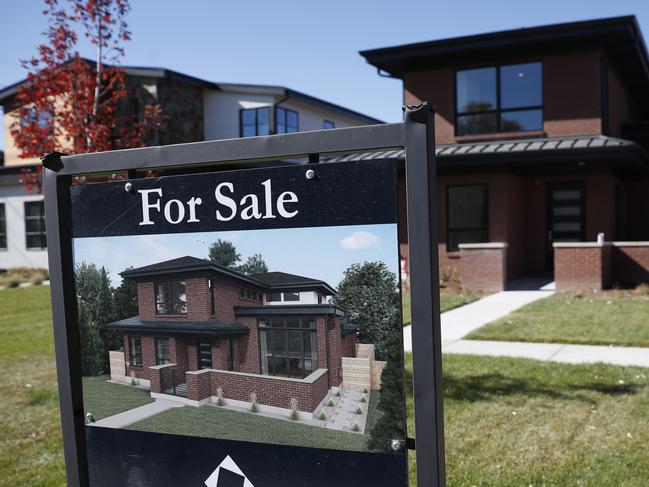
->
[205,455,254,487]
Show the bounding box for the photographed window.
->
[323,120,335,129]
[129,336,142,365]
[0,203,6,250]
[240,107,271,137]
[20,107,53,131]
[155,280,187,315]
[259,318,318,378]
[209,279,216,315]
[24,201,46,249]
[155,337,171,365]
[276,107,299,134]
[226,337,234,371]
[456,62,542,135]
[447,185,488,251]
[283,291,299,301]
[268,292,282,302]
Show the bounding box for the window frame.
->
[455,61,543,136]
[0,203,6,250]
[275,106,299,134]
[24,200,47,250]
[155,337,171,365]
[239,106,271,138]
[257,317,318,379]
[154,280,187,315]
[323,120,335,129]
[209,279,216,316]
[446,184,489,252]
[129,336,142,365]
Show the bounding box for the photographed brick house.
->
[107,256,363,414]
[357,16,649,291]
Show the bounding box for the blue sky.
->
[72,223,399,288]
[1,0,648,151]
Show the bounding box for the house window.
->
[155,337,171,365]
[0,204,6,250]
[240,107,271,137]
[283,291,299,301]
[226,337,234,371]
[24,201,46,249]
[209,279,216,315]
[258,318,318,378]
[268,292,282,302]
[323,120,335,129]
[21,107,53,131]
[276,107,299,134]
[129,336,142,365]
[155,280,187,315]
[447,185,488,251]
[456,62,542,136]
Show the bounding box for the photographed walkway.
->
[403,279,649,368]
[92,398,184,429]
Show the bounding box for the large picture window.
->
[24,201,47,249]
[155,337,171,365]
[456,62,542,136]
[0,203,6,250]
[447,185,488,251]
[129,336,142,365]
[240,107,271,137]
[155,280,187,315]
[275,107,299,134]
[258,318,318,379]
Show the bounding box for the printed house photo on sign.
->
[74,223,407,454]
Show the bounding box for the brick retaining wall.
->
[554,243,612,291]
[612,243,649,286]
[456,243,508,291]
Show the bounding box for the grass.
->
[3,286,649,486]
[0,286,66,487]
[128,391,381,452]
[406,353,649,486]
[402,291,478,325]
[82,376,154,420]
[467,294,649,347]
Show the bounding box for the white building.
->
[0,66,382,270]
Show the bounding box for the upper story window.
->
[21,107,53,131]
[155,280,187,315]
[240,107,271,137]
[323,120,335,129]
[456,62,543,136]
[267,291,300,303]
[276,107,299,134]
[209,279,216,315]
[447,185,488,252]
[24,201,46,250]
[0,203,6,250]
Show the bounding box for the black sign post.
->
[44,103,445,486]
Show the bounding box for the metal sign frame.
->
[43,102,445,486]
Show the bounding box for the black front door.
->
[546,181,585,268]
[198,339,213,369]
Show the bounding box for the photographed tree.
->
[11,0,164,191]
[237,253,269,275]
[334,261,400,359]
[208,240,269,274]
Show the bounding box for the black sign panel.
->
[71,160,397,238]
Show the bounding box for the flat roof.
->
[107,316,248,335]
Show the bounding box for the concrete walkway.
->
[91,398,184,429]
[403,280,554,352]
[444,340,649,368]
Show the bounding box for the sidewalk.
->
[403,281,554,352]
[91,398,184,429]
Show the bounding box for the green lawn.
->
[402,291,478,325]
[82,376,153,420]
[2,286,649,486]
[129,391,379,452]
[467,295,649,347]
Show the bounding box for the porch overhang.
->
[107,316,249,335]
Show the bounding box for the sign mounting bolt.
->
[124,182,133,193]
[305,169,315,180]
[390,439,402,451]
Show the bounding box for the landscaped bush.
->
[634,283,649,296]
[0,268,49,288]
[30,273,46,286]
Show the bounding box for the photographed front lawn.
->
[82,376,154,420]
[467,294,649,347]
[129,392,380,452]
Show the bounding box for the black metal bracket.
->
[41,152,66,172]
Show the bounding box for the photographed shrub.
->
[360,395,367,403]
[634,283,649,296]
[319,411,327,421]
[250,392,258,413]
[30,273,46,286]
[289,398,299,420]
[327,399,335,407]
[352,422,360,432]
[356,407,364,415]
[216,387,225,406]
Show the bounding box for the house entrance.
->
[546,181,585,268]
[198,339,213,369]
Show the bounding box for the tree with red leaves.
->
[10,0,163,190]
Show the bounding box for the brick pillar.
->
[554,242,612,291]
[457,243,508,291]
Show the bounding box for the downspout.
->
[272,90,291,135]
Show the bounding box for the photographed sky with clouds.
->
[73,224,399,289]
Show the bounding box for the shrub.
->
[319,411,327,421]
[634,283,649,296]
[352,422,360,432]
[335,390,341,397]
[7,277,22,288]
[216,387,225,406]
[289,398,299,420]
[250,392,258,413]
[327,399,335,407]
[30,273,46,286]
[356,407,364,415]
[360,395,367,403]
[363,388,368,394]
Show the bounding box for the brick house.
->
[357,16,649,291]
[107,256,361,415]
